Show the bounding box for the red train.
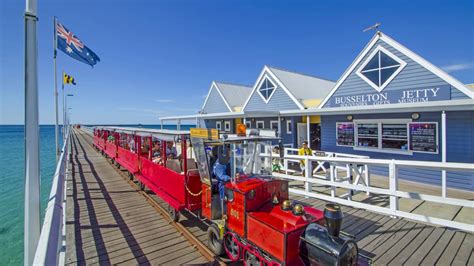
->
[92,125,360,265]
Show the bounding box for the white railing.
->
[33,127,71,265]
[274,153,474,232]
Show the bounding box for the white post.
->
[306,115,310,145]
[329,164,335,197]
[389,159,398,215]
[177,120,181,130]
[24,0,40,264]
[160,120,163,129]
[277,116,281,137]
[53,17,59,161]
[284,148,288,174]
[304,157,312,194]
[441,111,447,198]
[364,164,370,195]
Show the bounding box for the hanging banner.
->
[409,122,438,153]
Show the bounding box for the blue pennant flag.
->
[55,20,100,66]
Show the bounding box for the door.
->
[297,123,307,147]
[310,124,321,150]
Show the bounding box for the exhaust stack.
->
[323,203,343,237]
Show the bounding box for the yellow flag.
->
[63,73,76,85]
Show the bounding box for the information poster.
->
[337,123,354,146]
[409,122,438,153]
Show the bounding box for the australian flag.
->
[56,21,100,66]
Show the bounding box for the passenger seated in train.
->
[152,141,163,164]
[107,135,115,143]
[166,142,177,159]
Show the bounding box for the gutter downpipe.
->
[24,0,40,264]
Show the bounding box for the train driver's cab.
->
[191,126,281,221]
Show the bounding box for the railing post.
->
[389,159,398,215]
[304,157,312,195]
[284,148,288,174]
[329,163,336,197]
[364,164,370,196]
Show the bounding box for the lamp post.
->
[24,0,40,264]
[65,94,73,135]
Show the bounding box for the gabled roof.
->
[241,65,335,110]
[215,82,252,111]
[201,81,252,113]
[319,31,474,108]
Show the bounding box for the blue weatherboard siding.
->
[205,119,235,133]
[323,39,470,108]
[244,74,300,112]
[202,86,230,113]
[321,111,474,190]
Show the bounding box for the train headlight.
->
[293,204,305,216]
[281,200,292,210]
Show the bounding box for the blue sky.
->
[1,0,473,125]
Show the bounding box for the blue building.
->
[160,32,474,190]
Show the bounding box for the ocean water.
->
[0,124,191,265]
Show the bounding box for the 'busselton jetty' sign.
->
[330,85,450,107]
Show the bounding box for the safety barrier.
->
[274,153,474,232]
[33,127,71,265]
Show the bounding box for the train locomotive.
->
[92,125,359,265]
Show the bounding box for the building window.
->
[224,121,231,132]
[356,46,406,92]
[270,120,279,133]
[216,121,222,130]
[257,77,276,102]
[354,119,411,154]
[286,120,292,134]
[357,123,379,148]
[381,123,408,150]
[256,121,265,129]
[245,121,251,128]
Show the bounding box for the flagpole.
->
[24,0,40,265]
[62,72,65,141]
[54,17,59,161]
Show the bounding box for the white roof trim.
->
[201,81,233,113]
[380,33,474,99]
[319,33,381,108]
[319,32,474,108]
[242,66,305,111]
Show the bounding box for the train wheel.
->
[244,250,261,266]
[168,205,180,222]
[207,224,224,256]
[224,233,240,261]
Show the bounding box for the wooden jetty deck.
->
[69,129,473,265]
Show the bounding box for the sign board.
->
[336,122,355,146]
[329,85,451,107]
[409,122,438,153]
[190,128,218,140]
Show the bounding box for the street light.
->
[65,94,74,138]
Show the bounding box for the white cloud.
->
[441,63,474,73]
[154,99,174,103]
